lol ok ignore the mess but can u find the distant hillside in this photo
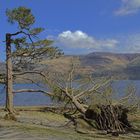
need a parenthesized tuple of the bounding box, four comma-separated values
(80, 52, 140, 79)
(39, 52, 140, 80)
(1, 52, 140, 81)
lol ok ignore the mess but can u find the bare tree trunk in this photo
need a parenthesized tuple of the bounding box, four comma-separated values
(64, 89, 87, 114)
(72, 98, 87, 114)
(5, 33, 14, 114)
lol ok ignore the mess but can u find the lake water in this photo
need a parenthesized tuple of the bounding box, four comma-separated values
(0, 83, 51, 106)
(0, 80, 140, 106)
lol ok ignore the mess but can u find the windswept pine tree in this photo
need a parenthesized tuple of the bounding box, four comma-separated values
(5, 7, 62, 117)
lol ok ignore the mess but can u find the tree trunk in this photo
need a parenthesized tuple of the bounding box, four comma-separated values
(64, 90, 87, 114)
(5, 33, 14, 114)
(72, 98, 87, 114)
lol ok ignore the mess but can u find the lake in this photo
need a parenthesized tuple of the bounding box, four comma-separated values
(0, 80, 140, 106)
(0, 83, 51, 106)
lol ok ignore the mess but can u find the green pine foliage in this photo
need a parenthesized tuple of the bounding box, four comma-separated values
(6, 6, 63, 71)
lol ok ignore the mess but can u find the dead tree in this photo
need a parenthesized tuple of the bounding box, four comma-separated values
(12, 57, 138, 133)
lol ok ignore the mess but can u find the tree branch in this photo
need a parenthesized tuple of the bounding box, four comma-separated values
(75, 79, 110, 99)
(10, 31, 34, 43)
(13, 89, 53, 96)
(13, 71, 46, 77)
(11, 31, 23, 36)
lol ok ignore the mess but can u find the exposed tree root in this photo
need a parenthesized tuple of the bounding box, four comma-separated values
(4, 112, 17, 121)
(85, 104, 131, 135)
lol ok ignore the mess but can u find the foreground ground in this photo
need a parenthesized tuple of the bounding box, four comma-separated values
(0, 106, 140, 140)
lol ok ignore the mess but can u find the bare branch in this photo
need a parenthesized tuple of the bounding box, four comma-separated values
(13, 89, 53, 96)
(10, 31, 34, 43)
(11, 31, 23, 36)
(13, 71, 46, 77)
(75, 79, 110, 99)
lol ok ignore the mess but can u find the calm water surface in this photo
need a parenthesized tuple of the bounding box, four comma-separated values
(0, 80, 140, 106)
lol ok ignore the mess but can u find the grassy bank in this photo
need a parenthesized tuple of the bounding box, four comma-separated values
(0, 106, 140, 140)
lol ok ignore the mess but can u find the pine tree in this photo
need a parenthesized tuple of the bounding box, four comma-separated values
(5, 7, 62, 115)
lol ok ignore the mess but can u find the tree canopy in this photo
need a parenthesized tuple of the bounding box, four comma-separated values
(6, 6, 63, 71)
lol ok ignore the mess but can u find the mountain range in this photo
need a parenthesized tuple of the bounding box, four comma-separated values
(1, 52, 140, 80)
(80, 52, 140, 79)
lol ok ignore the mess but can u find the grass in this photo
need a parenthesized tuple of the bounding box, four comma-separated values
(0, 107, 140, 140)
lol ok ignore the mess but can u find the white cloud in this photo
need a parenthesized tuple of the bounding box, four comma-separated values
(51, 31, 140, 54)
(115, 0, 140, 16)
(57, 30, 118, 52)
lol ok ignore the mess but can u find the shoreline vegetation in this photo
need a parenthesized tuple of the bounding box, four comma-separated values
(0, 106, 140, 140)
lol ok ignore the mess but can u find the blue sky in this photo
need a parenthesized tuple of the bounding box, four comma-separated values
(1, 0, 140, 60)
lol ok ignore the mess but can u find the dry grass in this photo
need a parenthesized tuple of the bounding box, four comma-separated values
(0, 107, 140, 140)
